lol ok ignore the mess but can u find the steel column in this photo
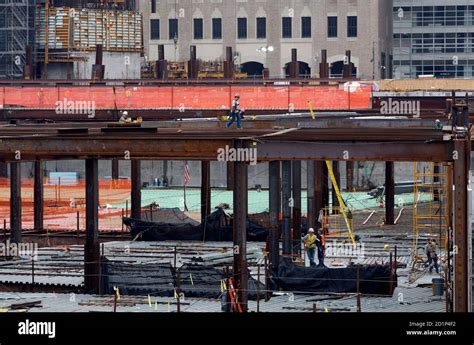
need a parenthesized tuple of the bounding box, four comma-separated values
(332, 161, 340, 214)
(131, 160, 142, 220)
(385, 162, 395, 225)
(34, 161, 44, 231)
(282, 161, 292, 256)
(226, 161, 234, 191)
(453, 140, 471, 312)
(269, 161, 281, 268)
(10, 162, 21, 244)
(111, 160, 119, 180)
(292, 161, 302, 256)
(307, 161, 316, 231)
(346, 161, 354, 191)
(233, 151, 248, 311)
(322, 162, 330, 210)
(85, 159, 100, 294)
(201, 161, 211, 223)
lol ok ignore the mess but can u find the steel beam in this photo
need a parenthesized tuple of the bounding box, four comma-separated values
(282, 161, 292, 256)
(226, 162, 234, 191)
(453, 140, 471, 312)
(111, 160, 119, 180)
(332, 161, 340, 214)
(322, 162, 330, 210)
(233, 150, 248, 312)
(385, 162, 395, 225)
(85, 159, 100, 294)
(292, 161, 302, 256)
(131, 160, 142, 220)
(269, 161, 281, 268)
(346, 161, 354, 191)
(34, 161, 44, 231)
(201, 161, 211, 223)
(10, 162, 21, 244)
(307, 161, 316, 230)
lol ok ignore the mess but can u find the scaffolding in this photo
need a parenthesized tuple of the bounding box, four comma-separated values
(0, 0, 35, 79)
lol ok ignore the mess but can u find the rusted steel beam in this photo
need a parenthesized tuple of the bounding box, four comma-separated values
(307, 161, 316, 231)
(85, 159, 100, 294)
(232, 143, 248, 312)
(226, 162, 235, 191)
(111, 160, 120, 180)
(292, 161, 302, 256)
(34, 161, 44, 231)
(319, 50, 329, 80)
(10, 162, 21, 244)
(91, 45, 105, 81)
(281, 161, 292, 256)
(269, 161, 281, 268)
(201, 161, 211, 223)
(322, 161, 330, 211)
(188, 46, 199, 80)
(346, 161, 354, 191)
(385, 162, 395, 225)
(332, 161, 340, 214)
(257, 141, 454, 162)
(131, 160, 142, 220)
(453, 139, 471, 312)
(224, 47, 234, 79)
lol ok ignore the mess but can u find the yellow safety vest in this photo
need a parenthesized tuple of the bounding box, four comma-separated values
(305, 234, 316, 249)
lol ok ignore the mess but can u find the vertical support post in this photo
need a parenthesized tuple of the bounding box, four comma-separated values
(23, 44, 34, 80)
(307, 161, 316, 231)
(343, 50, 354, 79)
(319, 49, 329, 81)
(292, 161, 302, 257)
(226, 162, 234, 191)
(233, 144, 248, 311)
(34, 161, 44, 231)
(315, 161, 325, 225)
(10, 162, 21, 244)
(269, 161, 281, 268)
(332, 161, 340, 214)
(281, 161, 292, 256)
(156, 44, 168, 79)
(453, 140, 470, 312)
(111, 160, 119, 180)
(201, 161, 211, 223)
(385, 162, 395, 225)
(188, 45, 199, 79)
(131, 160, 142, 220)
(224, 47, 234, 79)
(91, 44, 105, 81)
(346, 161, 354, 192)
(85, 159, 100, 294)
(289, 49, 299, 79)
(322, 162, 330, 209)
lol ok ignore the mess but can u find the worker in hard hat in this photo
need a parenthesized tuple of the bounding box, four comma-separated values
(425, 239, 439, 274)
(226, 94, 244, 129)
(119, 111, 130, 123)
(315, 228, 326, 267)
(302, 228, 317, 267)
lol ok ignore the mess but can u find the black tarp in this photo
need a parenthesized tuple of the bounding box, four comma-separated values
(270, 260, 394, 295)
(124, 208, 269, 242)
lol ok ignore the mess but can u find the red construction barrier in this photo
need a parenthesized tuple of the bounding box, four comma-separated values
(4, 86, 59, 109)
(115, 86, 173, 109)
(58, 87, 116, 109)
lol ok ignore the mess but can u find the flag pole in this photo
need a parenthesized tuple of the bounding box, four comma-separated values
(184, 183, 189, 212)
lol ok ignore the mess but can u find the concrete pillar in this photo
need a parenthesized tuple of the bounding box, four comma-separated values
(34, 161, 44, 231)
(269, 161, 281, 268)
(85, 159, 100, 293)
(10, 162, 21, 244)
(131, 160, 141, 220)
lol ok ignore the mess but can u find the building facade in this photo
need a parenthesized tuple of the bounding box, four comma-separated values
(393, 0, 474, 79)
(138, 0, 393, 79)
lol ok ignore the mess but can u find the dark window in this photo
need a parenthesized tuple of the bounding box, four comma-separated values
(150, 19, 160, 40)
(212, 18, 222, 39)
(347, 16, 357, 37)
(301, 17, 311, 38)
(256, 17, 266, 39)
(194, 18, 203, 39)
(327, 16, 337, 38)
(151, 0, 156, 14)
(169, 19, 178, 40)
(237, 18, 247, 39)
(282, 17, 292, 38)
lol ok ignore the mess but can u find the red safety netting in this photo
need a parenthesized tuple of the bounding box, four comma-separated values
(1, 84, 372, 111)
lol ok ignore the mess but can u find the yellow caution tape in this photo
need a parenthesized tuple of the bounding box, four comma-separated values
(148, 294, 152, 308)
(115, 286, 121, 300)
(190, 273, 194, 286)
(308, 101, 315, 120)
(324, 307, 329, 313)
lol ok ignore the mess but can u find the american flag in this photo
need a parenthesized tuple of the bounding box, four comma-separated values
(184, 161, 190, 186)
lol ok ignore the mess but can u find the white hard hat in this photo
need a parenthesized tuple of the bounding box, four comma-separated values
(308, 228, 315, 233)
(123, 111, 128, 115)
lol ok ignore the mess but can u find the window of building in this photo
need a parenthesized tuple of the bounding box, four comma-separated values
(212, 18, 222, 39)
(327, 16, 337, 38)
(301, 17, 311, 38)
(347, 16, 357, 37)
(256, 17, 266, 39)
(169, 19, 178, 40)
(282, 17, 292, 38)
(237, 18, 247, 39)
(150, 19, 160, 40)
(151, 0, 156, 14)
(194, 18, 203, 39)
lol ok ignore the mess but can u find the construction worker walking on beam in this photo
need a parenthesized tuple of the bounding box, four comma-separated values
(303, 228, 317, 267)
(227, 94, 244, 129)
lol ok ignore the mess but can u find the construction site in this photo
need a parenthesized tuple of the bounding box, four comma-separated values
(0, 3, 473, 342)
